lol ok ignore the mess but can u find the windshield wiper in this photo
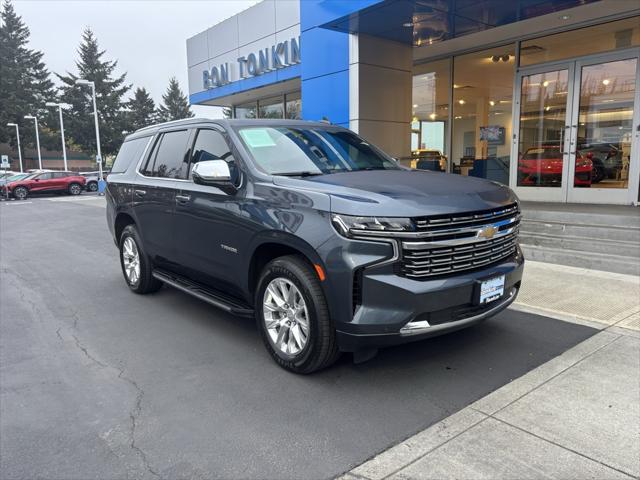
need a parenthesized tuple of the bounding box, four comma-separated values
(272, 171, 326, 177)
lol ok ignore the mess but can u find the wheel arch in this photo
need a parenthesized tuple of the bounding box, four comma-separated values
(246, 234, 329, 300)
(114, 212, 136, 242)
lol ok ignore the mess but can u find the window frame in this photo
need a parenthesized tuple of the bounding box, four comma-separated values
(186, 127, 239, 182)
(139, 128, 194, 180)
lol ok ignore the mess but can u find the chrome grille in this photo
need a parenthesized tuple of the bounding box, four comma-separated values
(400, 204, 520, 279)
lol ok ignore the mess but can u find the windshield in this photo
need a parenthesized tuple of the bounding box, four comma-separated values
(235, 126, 400, 176)
(7, 174, 28, 182)
(522, 147, 562, 160)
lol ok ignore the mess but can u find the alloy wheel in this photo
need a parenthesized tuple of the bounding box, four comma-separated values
(70, 184, 81, 195)
(263, 278, 310, 356)
(14, 188, 27, 200)
(122, 237, 140, 285)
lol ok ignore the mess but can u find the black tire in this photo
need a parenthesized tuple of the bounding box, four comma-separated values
(68, 182, 82, 195)
(119, 224, 162, 294)
(591, 164, 605, 184)
(87, 181, 98, 192)
(13, 186, 28, 200)
(255, 255, 339, 374)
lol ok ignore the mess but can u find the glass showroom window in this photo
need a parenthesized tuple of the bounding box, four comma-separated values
(235, 102, 257, 119)
(286, 91, 301, 119)
(410, 58, 450, 172)
(520, 17, 639, 67)
(258, 96, 284, 119)
(452, 44, 515, 184)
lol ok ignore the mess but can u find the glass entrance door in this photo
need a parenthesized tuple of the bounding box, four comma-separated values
(511, 50, 640, 204)
(511, 65, 574, 202)
(567, 55, 639, 203)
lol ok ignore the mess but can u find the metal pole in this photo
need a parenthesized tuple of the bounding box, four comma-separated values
(91, 83, 103, 181)
(58, 105, 68, 171)
(12, 125, 23, 173)
(33, 118, 42, 170)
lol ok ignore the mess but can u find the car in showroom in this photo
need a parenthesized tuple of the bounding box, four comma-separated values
(2, 170, 86, 199)
(518, 145, 593, 187)
(106, 119, 524, 373)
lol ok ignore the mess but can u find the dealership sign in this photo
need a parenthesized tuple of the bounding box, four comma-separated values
(203, 37, 300, 90)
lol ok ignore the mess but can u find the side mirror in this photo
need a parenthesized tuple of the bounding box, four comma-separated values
(192, 159, 238, 192)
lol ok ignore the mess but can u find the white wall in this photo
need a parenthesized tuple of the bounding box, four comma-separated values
(349, 34, 413, 159)
(186, 0, 300, 97)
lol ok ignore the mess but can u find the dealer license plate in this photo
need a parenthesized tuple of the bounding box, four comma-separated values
(479, 275, 505, 304)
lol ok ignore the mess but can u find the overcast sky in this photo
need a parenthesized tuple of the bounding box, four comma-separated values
(13, 0, 258, 116)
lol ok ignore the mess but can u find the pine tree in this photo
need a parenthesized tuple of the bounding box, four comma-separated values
(156, 78, 194, 122)
(0, 0, 56, 150)
(56, 28, 131, 157)
(125, 87, 156, 132)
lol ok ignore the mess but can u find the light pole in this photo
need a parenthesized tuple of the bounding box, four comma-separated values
(23, 115, 42, 170)
(6, 123, 23, 173)
(46, 102, 68, 171)
(75, 79, 103, 181)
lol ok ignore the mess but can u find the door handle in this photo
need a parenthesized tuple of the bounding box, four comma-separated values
(175, 194, 191, 203)
(134, 189, 146, 197)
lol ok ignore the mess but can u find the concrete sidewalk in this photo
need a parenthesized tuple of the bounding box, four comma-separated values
(342, 262, 640, 480)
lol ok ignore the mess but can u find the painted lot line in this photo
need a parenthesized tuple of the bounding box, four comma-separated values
(48, 196, 105, 203)
(0, 200, 32, 206)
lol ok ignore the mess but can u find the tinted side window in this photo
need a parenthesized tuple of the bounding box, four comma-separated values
(52, 172, 68, 178)
(37, 172, 53, 180)
(189, 129, 233, 178)
(111, 136, 151, 174)
(143, 130, 191, 179)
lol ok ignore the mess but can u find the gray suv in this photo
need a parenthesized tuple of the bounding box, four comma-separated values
(106, 119, 524, 373)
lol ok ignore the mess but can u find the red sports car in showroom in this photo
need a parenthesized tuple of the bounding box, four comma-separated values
(518, 145, 592, 187)
(1, 170, 86, 200)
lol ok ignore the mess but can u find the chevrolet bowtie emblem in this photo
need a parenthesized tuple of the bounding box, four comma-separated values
(478, 225, 497, 239)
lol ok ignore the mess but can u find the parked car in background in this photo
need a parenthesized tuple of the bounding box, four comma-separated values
(410, 149, 447, 172)
(518, 145, 592, 187)
(107, 119, 524, 373)
(80, 170, 110, 192)
(2, 170, 86, 200)
(578, 142, 623, 183)
(79, 171, 99, 192)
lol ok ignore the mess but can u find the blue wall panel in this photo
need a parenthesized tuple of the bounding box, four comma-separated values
(300, 1, 384, 124)
(301, 69, 350, 125)
(189, 64, 301, 105)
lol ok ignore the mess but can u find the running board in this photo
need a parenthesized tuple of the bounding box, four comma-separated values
(152, 269, 254, 317)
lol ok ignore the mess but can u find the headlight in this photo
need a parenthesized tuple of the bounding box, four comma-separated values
(332, 214, 414, 237)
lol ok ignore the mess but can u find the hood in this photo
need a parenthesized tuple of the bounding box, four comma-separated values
(272, 169, 517, 217)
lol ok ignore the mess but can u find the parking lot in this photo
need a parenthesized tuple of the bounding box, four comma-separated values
(0, 195, 598, 479)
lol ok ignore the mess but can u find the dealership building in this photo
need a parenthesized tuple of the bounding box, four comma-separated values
(187, 0, 640, 205)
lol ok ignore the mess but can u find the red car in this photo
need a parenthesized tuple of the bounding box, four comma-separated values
(518, 145, 592, 187)
(2, 171, 86, 200)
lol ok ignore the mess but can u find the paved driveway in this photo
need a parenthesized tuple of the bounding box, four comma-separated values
(0, 197, 596, 479)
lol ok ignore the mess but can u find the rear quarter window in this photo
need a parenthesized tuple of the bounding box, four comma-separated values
(111, 136, 151, 174)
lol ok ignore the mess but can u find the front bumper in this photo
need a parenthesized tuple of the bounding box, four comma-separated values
(335, 247, 524, 351)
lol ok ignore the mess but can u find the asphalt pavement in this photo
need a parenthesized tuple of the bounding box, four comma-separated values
(0, 195, 597, 479)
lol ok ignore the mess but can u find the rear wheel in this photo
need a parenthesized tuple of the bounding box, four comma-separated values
(256, 255, 339, 374)
(13, 186, 28, 200)
(87, 181, 98, 192)
(68, 183, 82, 195)
(119, 225, 162, 294)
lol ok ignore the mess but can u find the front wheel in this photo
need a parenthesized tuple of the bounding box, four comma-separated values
(13, 186, 28, 200)
(68, 183, 82, 195)
(86, 181, 98, 192)
(256, 255, 339, 374)
(119, 225, 162, 294)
